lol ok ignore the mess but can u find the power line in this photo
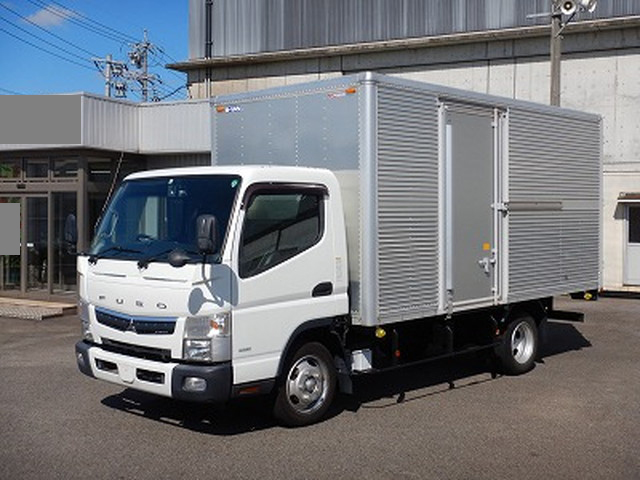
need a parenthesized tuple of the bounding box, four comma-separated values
(44, 0, 139, 43)
(0, 15, 95, 64)
(27, 0, 184, 76)
(24, 0, 186, 90)
(0, 27, 95, 71)
(0, 3, 98, 58)
(149, 50, 186, 82)
(155, 85, 187, 101)
(12, 0, 187, 101)
(24, 0, 130, 45)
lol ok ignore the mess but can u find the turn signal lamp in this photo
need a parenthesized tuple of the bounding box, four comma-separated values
(375, 327, 387, 339)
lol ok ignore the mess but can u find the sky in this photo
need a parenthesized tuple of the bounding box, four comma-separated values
(0, 0, 188, 101)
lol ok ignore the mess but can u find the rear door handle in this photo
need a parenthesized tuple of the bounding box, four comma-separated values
(312, 282, 333, 297)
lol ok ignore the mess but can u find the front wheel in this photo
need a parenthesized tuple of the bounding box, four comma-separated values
(495, 314, 539, 375)
(273, 342, 337, 427)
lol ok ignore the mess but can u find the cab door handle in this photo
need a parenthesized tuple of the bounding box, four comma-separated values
(312, 282, 333, 297)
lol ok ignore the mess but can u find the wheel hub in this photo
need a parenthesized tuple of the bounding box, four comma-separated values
(286, 355, 328, 413)
(510, 321, 535, 364)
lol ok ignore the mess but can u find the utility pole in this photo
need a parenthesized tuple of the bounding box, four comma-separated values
(93, 55, 128, 98)
(94, 31, 166, 101)
(104, 53, 112, 97)
(549, 0, 598, 106)
(128, 30, 160, 102)
(550, 2, 562, 106)
(142, 30, 149, 102)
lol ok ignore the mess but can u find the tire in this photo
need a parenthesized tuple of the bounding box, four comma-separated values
(495, 314, 538, 375)
(273, 342, 337, 427)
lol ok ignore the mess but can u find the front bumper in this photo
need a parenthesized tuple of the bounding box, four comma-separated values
(75, 341, 231, 403)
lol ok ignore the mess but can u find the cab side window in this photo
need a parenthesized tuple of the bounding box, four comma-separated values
(239, 191, 323, 278)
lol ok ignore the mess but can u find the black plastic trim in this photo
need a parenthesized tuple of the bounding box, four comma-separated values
(171, 362, 232, 403)
(276, 317, 335, 378)
(241, 182, 329, 209)
(231, 378, 276, 397)
(75, 341, 95, 378)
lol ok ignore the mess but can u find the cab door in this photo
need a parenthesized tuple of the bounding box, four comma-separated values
(230, 184, 337, 385)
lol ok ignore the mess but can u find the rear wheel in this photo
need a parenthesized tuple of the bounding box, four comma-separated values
(273, 342, 337, 427)
(495, 314, 538, 375)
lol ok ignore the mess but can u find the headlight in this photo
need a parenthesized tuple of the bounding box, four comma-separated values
(183, 339, 213, 362)
(183, 312, 231, 362)
(185, 311, 230, 338)
(78, 298, 93, 342)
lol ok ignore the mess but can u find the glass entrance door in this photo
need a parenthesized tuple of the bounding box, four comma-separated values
(0, 196, 21, 291)
(26, 197, 48, 291)
(53, 192, 77, 292)
(0, 192, 79, 295)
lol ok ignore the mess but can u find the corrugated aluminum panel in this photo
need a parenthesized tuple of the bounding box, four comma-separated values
(508, 211, 600, 299)
(2, 94, 212, 155)
(376, 84, 440, 322)
(82, 95, 138, 152)
(146, 153, 211, 170)
(139, 101, 211, 153)
(199, 0, 640, 57)
(189, 0, 206, 59)
(507, 108, 601, 301)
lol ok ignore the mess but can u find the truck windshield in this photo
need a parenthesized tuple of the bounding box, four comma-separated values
(89, 175, 241, 263)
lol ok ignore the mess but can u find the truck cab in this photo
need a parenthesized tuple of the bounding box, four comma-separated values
(76, 165, 349, 425)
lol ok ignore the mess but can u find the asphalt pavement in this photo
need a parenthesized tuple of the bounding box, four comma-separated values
(0, 296, 638, 479)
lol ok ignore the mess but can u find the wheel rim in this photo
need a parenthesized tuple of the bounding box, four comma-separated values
(285, 354, 329, 414)
(510, 321, 535, 364)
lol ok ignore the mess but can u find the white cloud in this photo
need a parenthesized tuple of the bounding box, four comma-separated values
(26, 4, 77, 27)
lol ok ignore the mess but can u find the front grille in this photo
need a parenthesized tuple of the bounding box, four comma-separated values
(137, 369, 165, 384)
(101, 338, 172, 362)
(95, 307, 176, 335)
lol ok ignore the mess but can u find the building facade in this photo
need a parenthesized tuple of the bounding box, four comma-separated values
(0, 94, 211, 296)
(169, 0, 640, 293)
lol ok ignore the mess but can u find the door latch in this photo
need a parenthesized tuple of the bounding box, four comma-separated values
(478, 256, 496, 275)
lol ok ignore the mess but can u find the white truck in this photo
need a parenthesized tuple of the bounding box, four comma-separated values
(76, 73, 601, 426)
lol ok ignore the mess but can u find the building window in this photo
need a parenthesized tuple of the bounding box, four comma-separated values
(25, 158, 49, 179)
(52, 157, 78, 178)
(88, 160, 112, 183)
(239, 191, 323, 278)
(0, 159, 22, 179)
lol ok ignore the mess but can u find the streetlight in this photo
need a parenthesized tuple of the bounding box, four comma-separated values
(549, 0, 598, 106)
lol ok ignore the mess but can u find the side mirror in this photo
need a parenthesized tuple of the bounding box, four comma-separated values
(196, 214, 218, 255)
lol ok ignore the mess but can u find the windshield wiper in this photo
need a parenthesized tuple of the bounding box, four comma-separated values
(88, 245, 143, 265)
(137, 247, 200, 269)
(137, 247, 222, 269)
